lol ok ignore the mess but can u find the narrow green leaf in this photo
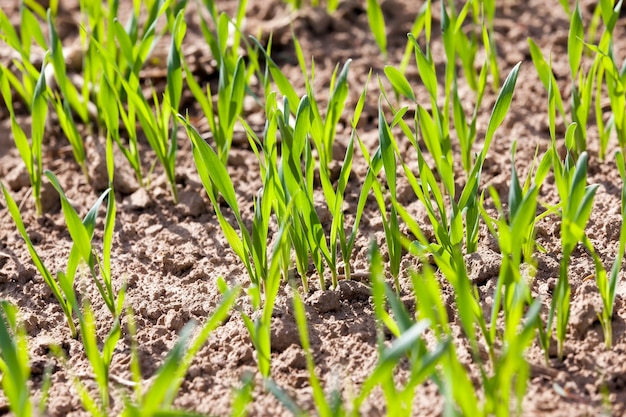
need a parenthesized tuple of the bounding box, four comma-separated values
(1, 183, 76, 337)
(384, 65, 415, 102)
(45, 171, 93, 263)
(366, 0, 387, 56)
(568, 2, 584, 78)
(484, 62, 521, 152)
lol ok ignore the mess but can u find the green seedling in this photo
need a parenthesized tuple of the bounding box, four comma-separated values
(120, 9, 186, 202)
(283, 35, 344, 165)
(181, 115, 261, 294)
(241, 220, 291, 378)
(81, 0, 174, 100)
(114, 58, 182, 201)
(484, 295, 543, 416)
(244, 46, 361, 289)
(1, 182, 77, 337)
(444, 5, 496, 172)
(398, 1, 431, 74)
(366, 0, 387, 58)
(122, 286, 239, 417)
(230, 372, 255, 417)
(68, 302, 124, 415)
(574, 0, 622, 65)
(201, 0, 249, 72)
(394, 34, 492, 258)
(539, 64, 601, 357)
(478, 144, 550, 414)
(196, 1, 266, 152)
(558, 149, 626, 350)
(288, 285, 337, 417)
(585, 39, 626, 157)
(244, 96, 319, 294)
(0, 5, 47, 105)
(183, 53, 247, 165)
(384, 57, 520, 258)
(441, 0, 499, 94)
(252, 35, 350, 171)
(45, 170, 122, 317)
(41, 10, 90, 181)
(276, 96, 334, 290)
(479, 143, 550, 346)
(403, 224, 484, 368)
(527, 40, 567, 130)
(384, 65, 416, 103)
(312, 58, 352, 174)
(442, 0, 477, 92)
(124, 308, 143, 407)
(94, 45, 144, 186)
(186, 1, 254, 166)
(242, 93, 292, 285)
(479, 0, 500, 89)
(3, 0, 626, 415)
(256, 88, 359, 290)
(291, 39, 367, 287)
(86, 1, 184, 193)
(410, 265, 479, 415)
(269, 245, 450, 416)
(548, 148, 598, 359)
(0, 58, 48, 215)
(46, 10, 88, 123)
(184, 111, 293, 378)
(351, 243, 449, 416)
(598, 150, 626, 347)
(103, 0, 173, 185)
(264, 379, 307, 417)
(76, 0, 108, 109)
(565, 2, 595, 155)
(0, 301, 32, 417)
(328, 131, 357, 282)
(371, 96, 403, 291)
(528, 0, 621, 158)
(333, 71, 372, 283)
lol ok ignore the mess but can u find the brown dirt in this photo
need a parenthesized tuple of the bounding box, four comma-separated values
(1, 0, 626, 416)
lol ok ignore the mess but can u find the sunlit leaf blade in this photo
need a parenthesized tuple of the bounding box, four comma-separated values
(366, 0, 387, 56)
(484, 62, 521, 152)
(384, 65, 415, 101)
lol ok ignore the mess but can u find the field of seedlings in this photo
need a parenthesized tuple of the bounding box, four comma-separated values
(1, 0, 626, 415)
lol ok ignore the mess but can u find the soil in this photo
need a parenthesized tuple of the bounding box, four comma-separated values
(1, 0, 626, 416)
